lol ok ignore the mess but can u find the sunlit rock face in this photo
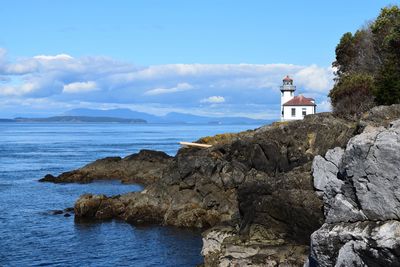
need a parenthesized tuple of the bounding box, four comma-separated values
(309, 119, 400, 267)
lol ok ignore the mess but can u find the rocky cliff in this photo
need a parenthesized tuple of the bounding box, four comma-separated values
(42, 104, 400, 266)
(308, 119, 400, 266)
(73, 113, 355, 230)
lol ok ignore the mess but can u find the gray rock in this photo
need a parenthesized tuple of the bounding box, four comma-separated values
(343, 124, 400, 220)
(309, 119, 400, 266)
(335, 241, 368, 267)
(202, 224, 309, 267)
(309, 221, 400, 267)
(313, 120, 400, 223)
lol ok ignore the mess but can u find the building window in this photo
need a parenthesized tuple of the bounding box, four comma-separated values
(302, 108, 306, 116)
(291, 108, 296, 117)
(282, 109, 284, 116)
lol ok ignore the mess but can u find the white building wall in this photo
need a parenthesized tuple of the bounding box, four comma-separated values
(281, 91, 294, 107)
(282, 106, 315, 121)
(280, 91, 294, 119)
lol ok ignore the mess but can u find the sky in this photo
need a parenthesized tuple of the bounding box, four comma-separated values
(0, 0, 398, 119)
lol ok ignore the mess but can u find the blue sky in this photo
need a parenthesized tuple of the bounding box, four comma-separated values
(0, 1, 397, 119)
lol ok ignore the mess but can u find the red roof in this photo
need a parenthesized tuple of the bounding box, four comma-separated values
(283, 75, 293, 81)
(283, 95, 316, 106)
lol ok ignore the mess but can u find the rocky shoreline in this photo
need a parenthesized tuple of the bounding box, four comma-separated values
(40, 149, 173, 185)
(41, 104, 400, 266)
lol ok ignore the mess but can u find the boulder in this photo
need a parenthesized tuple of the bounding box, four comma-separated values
(310, 221, 400, 267)
(312, 121, 400, 223)
(309, 119, 400, 266)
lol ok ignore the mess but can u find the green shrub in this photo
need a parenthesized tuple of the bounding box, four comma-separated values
(329, 74, 375, 118)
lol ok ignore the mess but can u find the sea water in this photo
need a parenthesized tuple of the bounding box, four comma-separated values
(0, 123, 262, 267)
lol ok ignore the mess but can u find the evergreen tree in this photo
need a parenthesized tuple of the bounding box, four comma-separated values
(329, 5, 400, 115)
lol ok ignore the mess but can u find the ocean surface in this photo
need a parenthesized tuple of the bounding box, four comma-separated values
(0, 123, 262, 267)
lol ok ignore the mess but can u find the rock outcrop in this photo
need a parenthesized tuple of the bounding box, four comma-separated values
(310, 221, 400, 267)
(202, 224, 310, 267)
(73, 112, 359, 265)
(39, 149, 173, 185)
(309, 118, 400, 266)
(44, 104, 400, 266)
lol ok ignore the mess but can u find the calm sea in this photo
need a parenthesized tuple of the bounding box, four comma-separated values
(0, 123, 262, 267)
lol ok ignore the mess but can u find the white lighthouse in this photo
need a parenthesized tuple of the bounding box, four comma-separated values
(280, 75, 316, 121)
(280, 75, 296, 109)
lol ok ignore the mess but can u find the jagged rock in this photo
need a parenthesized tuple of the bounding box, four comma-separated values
(309, 118, 400, 266)
(360, 104, 400, 128)
(313, 120, 400, 223)
(310, 221, 400, 267)
(237, 164, 324, 244)
(39, 149, 173, 184)
(202, 224, 309, 267)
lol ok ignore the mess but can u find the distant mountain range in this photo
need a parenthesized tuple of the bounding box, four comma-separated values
(62, 108, 270, 124)
(0, 108, 271, 125)
(12, 116, 146, 123)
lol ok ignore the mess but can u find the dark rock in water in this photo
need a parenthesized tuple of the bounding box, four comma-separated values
(64, 213, 71, 217)
(39, 149, 173, 185)
(308, 118, 400, 266)
(40, 174, 57, 183)
(64, 207, 74, 213)
(51, 210, 64, 215)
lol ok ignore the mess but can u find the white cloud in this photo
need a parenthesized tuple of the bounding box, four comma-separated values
(5, 61, 39, 74)
(116, 63, 299, 82)
(144, 82, 193, 96)
(294, 65, 334, 92)
(0, 82, 39, 96)
(33, 54, 73, 61)
(201, 96, 225, 104)
(63, 81, 97, 93)
(0, 47, 334, 119)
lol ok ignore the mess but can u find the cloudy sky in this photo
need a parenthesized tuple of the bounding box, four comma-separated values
(0, 1, 393, 119)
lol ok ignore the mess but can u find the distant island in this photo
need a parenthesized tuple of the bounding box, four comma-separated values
(6, 116, 147, 124)
(0, 108, 271, 125)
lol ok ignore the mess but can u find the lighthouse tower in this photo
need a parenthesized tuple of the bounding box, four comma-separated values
(280, 75, 295, 118)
